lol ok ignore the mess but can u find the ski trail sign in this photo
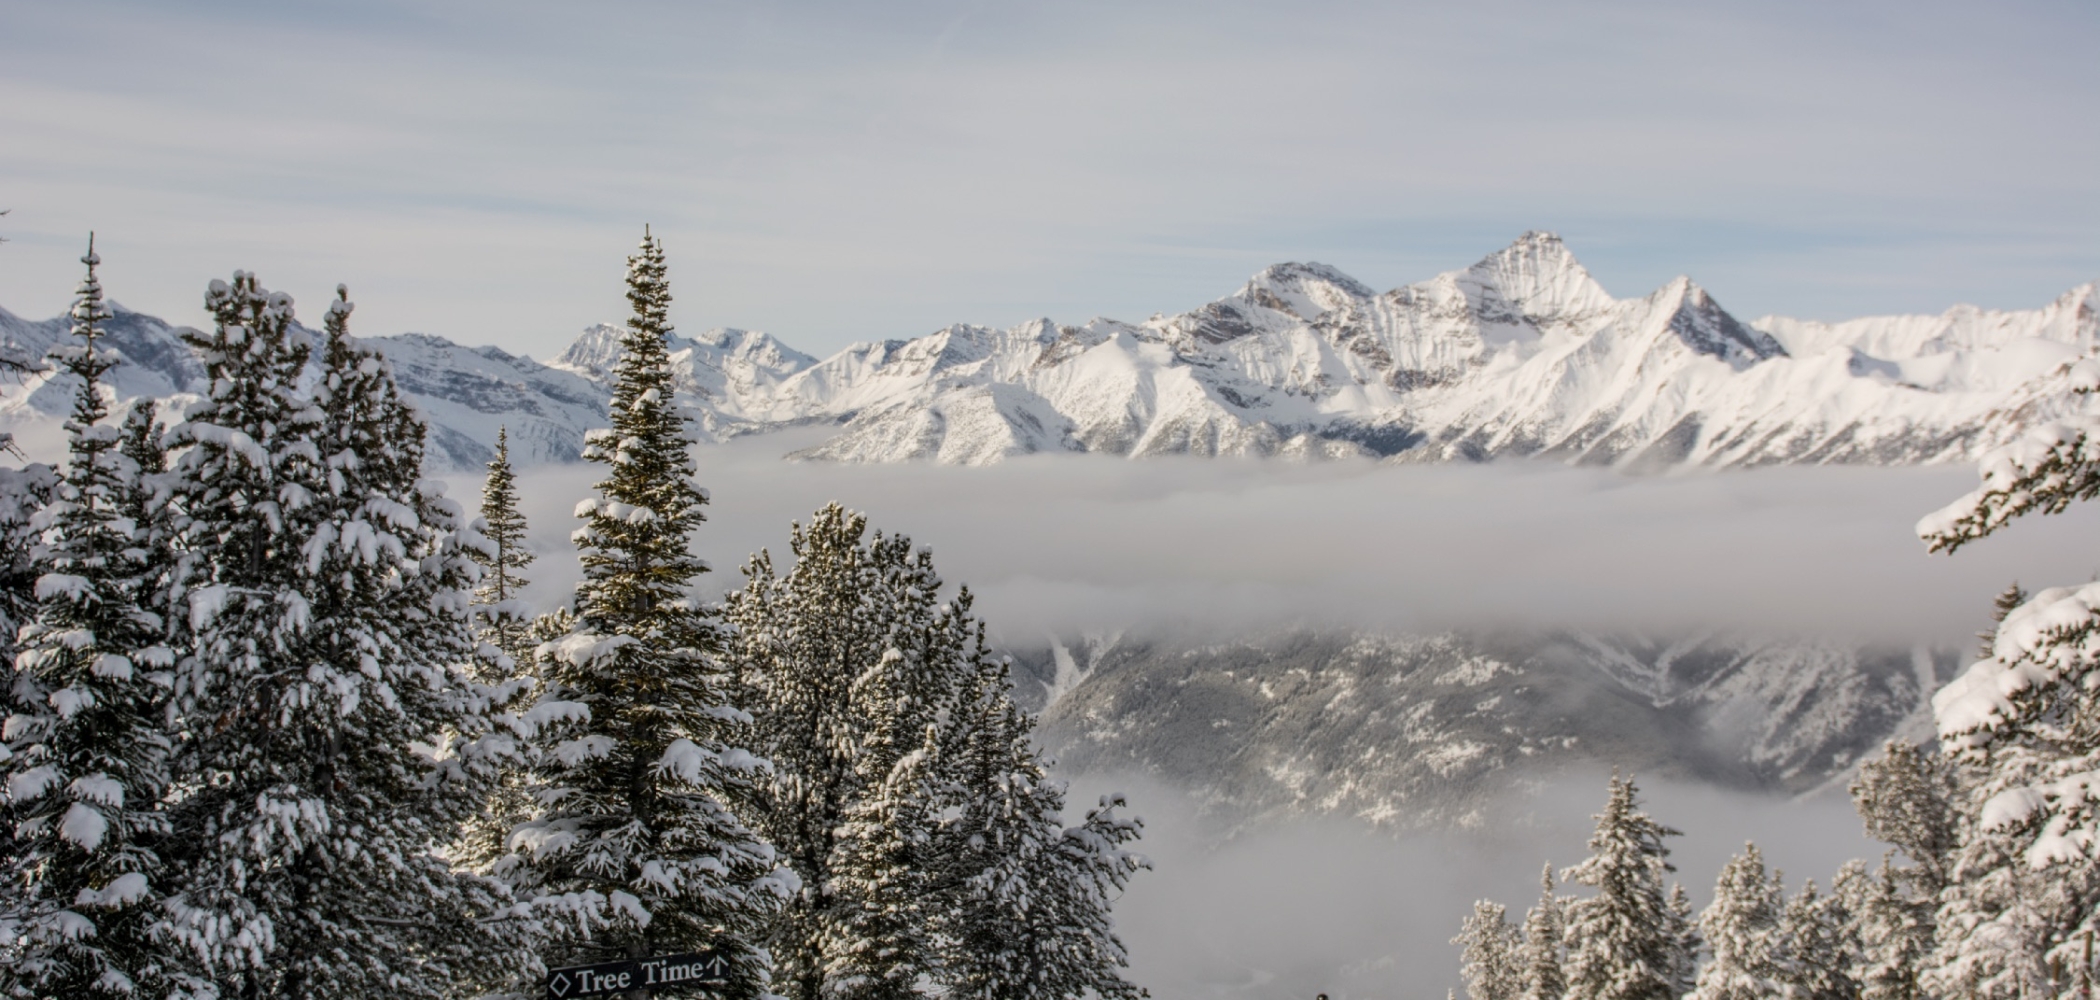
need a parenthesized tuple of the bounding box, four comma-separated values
(544, 951, 731, 998)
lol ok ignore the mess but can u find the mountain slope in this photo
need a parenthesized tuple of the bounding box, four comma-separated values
(2, 233, 2092, 471)
(1014, 628, 1956, 832)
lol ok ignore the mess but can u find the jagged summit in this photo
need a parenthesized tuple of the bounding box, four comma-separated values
(3, 234, 2095, 471)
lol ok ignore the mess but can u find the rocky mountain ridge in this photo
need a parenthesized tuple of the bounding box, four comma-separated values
(3, 232, 2093, 470)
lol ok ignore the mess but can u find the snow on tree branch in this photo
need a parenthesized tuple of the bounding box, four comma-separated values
(1918, 360, 2100, 552)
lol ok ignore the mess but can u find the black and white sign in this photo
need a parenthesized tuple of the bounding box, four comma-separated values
(544, 951, 731, 998)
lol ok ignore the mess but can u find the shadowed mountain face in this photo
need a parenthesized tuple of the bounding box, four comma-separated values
(1006, 628, 1958, 833)
(3, 233, 2094, 470)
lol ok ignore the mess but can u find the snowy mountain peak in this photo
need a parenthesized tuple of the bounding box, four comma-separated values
(5, 234, 2095, 472)
(1646, 277, 1788, 367)
(1237, 262, 1377, 320)
(1458, 230, 1618, 329)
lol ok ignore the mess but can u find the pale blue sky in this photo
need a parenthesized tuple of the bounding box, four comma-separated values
(2, 0, 2094, 357)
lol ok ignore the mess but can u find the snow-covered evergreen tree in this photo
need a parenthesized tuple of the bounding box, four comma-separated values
(453, 425, 541, 928)
(726, 503, 1145, 1000)
(1561, 774, 1685, 1000)
(0, 237, 180, 998)
(1516, 865, 1565, 1000)
(1912, 392, 2100, 999)
(509, 231, 788, 995)
(1840, 739, 1957, 1000)
(1456, 900, 1523, 1000)
(1688, 843, 1785, 1000)
(155, 277, 526, 998)
(941, 661, 1146, 1000)
(1850, 739, 1958, 894)
(1849, 856, 1932, 1000)
(727, 503, 983, 999)
(1777, 878, 1860, 1000)
(472, 426, 534, 667)
(1663, 881, 1699, 999)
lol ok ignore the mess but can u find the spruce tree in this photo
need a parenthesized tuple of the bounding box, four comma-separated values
(0, 236, 179, 998)
(510, 230, 787, 996)
(473, 426, 535, 666)
(1777, 878, 1860, 1000)
(454, 425, 541, 911)
(1456, 900, 1523, 1000)
(1849, 856, 1933, 1000)
(1914, 396, 2100, 998)
(156, 277, 525, 998)
(1663, 882, 1699, 1000)
(942, 663, 1146, 1000)
(1850, 739, 1958, 893)
(1516, 865, 1565, 1000)
(727, 504, 973, 998)
(1687, 843, 1785, 1000)
(726, 503, 1145, 1000)
(1560, 774, 1684, 1000)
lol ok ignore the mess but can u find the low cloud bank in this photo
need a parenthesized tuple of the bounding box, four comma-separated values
(483, 436, 2100, 647)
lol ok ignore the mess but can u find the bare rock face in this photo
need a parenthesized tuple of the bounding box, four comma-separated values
(3, 232, 2094, 470)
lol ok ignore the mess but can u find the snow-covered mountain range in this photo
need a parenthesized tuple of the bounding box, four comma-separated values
(3, 231, 2093, 470)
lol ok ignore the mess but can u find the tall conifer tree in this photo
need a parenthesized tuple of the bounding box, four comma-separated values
(726, 503, 1146, 1000)
(1517, 865, 1565, 1000)
(1688, 844, 1785, 1000)
(510, 230, 787, 995)
(1456, 901, 1523, 1000)
(156, 277, 523, 998)
(0, 236, 180, 998)
(1561, 775, 1685, 1000)
(1913, 404, 2100, 999)
(473, 427, 535, 666)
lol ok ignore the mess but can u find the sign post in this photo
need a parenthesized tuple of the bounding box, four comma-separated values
(544, 951, 731, 999)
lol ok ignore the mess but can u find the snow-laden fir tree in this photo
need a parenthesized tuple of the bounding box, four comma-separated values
(0, 237, 180, 999)
(941, 672, 1146, 1000)
(509, 230, 788, 995)
(725, 502, 1146, 1000)
(1663, 882, 1699, 1000)
(1560, 774, 1687, 1000)
(453, 424, 541, 910)
(978, 791, 1148, 1000)
(472, 427, 535, 667)
(1776, 878, 1860, 1000)
(1843, 739, 1956, 1000)
(726, 503, 989, 999)
(1455, 900, 1523, 1000)
(1687, 843, 1785, 1000)
(1911, 372, 2100, 999)
(155, 277, 526, 998)
(1516, 865, 1564, 1000)
(1851, 739, 1958, 894)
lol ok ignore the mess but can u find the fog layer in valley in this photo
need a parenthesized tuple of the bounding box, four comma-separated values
(453, 440, 2071, 999)
(1061, 770, 1876, 1000)
(475, 432, 2100, 648)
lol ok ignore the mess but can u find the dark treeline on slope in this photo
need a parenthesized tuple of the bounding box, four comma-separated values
(1455, 366, 2100, 1000)
(0, 233, 1147, 1000)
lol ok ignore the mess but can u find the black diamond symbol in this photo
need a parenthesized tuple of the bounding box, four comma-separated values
(549, 972, 573, 997)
